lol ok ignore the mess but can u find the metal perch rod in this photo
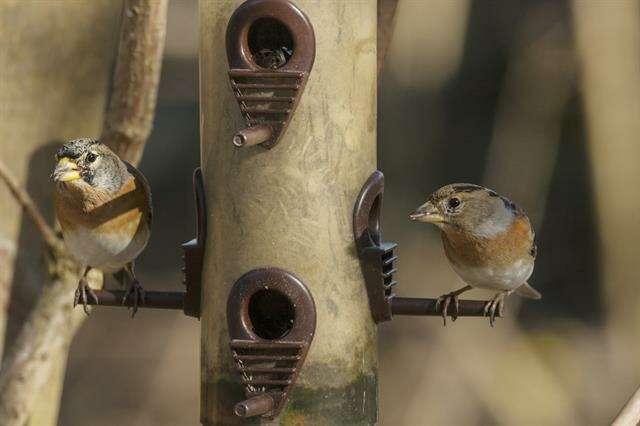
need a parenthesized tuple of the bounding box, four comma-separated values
(391, 297, 499, 317)
(87, 290, 184, 310)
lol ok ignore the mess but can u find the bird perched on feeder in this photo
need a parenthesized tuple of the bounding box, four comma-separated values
(409, 184, 541, 326)
(51, 138, 151, 316)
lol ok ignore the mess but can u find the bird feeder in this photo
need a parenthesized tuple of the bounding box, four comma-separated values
(200, 0, 378, 423)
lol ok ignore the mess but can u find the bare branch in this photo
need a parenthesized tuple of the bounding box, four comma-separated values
(378, 0, 399, 75)
(102, 0, 168, 166)
(0, 160, 60, 250)
(613, 385, 640, 426)
(0, 271, 90, 426)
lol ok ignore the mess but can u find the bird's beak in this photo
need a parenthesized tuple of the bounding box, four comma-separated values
(409, 201, 445, 223)
(53, 157, 81, 182)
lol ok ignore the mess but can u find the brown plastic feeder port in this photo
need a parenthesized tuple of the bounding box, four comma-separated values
(227, 268, 316, 419)
(226, 0, 315, 149)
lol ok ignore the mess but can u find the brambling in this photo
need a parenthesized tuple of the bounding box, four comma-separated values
(52, 138, 152, 316)
(409, 183, 541, 326)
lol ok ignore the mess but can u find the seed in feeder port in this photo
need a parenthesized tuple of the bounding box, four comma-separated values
(254, 47, 292, 69)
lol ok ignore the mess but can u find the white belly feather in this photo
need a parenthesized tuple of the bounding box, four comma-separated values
(450, 258, 534, 291)
(63, 220, 148, 272)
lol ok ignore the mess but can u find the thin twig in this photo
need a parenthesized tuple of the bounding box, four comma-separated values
(613, 385, 640, 426)
(0, 160, 59, 250)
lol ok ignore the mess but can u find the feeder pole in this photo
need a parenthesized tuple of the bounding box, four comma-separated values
(199, 0, 377, 424)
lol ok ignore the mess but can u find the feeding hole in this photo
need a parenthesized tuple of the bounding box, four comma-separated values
(248, 288, 295, 339)
(248, 18, 294, 69)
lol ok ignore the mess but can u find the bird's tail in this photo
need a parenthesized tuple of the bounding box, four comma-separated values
(516, 282, 542, 299)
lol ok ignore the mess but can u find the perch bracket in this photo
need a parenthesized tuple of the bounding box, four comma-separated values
(180, 167, 206, 318)
(353, 171, 398, 323)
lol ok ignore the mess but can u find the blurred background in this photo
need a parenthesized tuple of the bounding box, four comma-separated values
(2, 0, 640, 425)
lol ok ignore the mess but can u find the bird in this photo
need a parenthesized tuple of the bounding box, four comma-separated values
(51, 138, 152, 316)
(409, 183, 541, 326)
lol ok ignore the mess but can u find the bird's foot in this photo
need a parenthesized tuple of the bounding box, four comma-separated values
(122, 280, 146, 318)
(483, 291, 509, 327)
(435, 292, 462, 326)
(74, 278, 98, 316)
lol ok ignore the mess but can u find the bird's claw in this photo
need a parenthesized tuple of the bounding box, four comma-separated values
(435, 292, 461, 326)
(73, 278, 98, 316)
(483, 292, 507, 327)
(122, 280, 146, 318)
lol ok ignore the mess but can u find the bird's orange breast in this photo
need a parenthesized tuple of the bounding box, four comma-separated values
(54, 169, 152, 270)
(442, 216, 534, 269)
(54, 173, 151, 241)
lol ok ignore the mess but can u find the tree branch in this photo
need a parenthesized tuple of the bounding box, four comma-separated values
(0, 271, 88, 426)
(0, 1, 168, 424)
(613, 385, 640, 426)
(378, 0, 399, 75)
(102, 0, 168, 166)
(0, 160, 60, 251)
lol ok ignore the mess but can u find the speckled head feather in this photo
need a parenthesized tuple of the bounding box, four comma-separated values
(55, 138, 100, 160)
(410, 183, 524, 238)
(53, 139, 129, 194)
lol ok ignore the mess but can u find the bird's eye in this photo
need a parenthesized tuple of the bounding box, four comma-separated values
(86, 153, 97, 163)
(448, 197, 461, 209)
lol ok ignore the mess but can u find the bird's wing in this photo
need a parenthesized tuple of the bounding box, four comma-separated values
(124, 161, 152, 227)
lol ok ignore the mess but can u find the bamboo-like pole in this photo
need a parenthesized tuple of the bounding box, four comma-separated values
(199, 1, 377, 424)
